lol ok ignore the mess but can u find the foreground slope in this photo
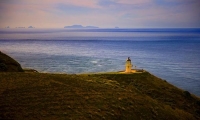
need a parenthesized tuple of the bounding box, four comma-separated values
(0, 72, 199, 120)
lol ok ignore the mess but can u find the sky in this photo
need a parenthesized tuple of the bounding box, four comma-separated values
(0, 0, 200, 28)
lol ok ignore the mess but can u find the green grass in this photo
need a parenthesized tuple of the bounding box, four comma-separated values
(0, 72, 200, 119)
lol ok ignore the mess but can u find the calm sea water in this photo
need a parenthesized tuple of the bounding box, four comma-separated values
(0, 28, 200, 96)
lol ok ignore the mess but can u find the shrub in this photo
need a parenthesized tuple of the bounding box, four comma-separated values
(0, 63, 7, 71)
(183, 91, 191, 98)
(196, 100, 200, 106)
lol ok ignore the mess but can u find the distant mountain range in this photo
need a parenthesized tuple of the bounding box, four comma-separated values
(13, 26, 35, 28)
(64, 25, 99, 29)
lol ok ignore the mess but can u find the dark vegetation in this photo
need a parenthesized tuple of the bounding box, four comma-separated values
(0, 52, 200, 119)
(0, 52, 23, 72)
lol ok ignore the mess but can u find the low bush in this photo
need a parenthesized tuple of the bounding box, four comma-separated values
(0, 63, 7, 71)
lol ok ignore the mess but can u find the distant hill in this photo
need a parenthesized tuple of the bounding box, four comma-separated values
(0, 52, 23, 72)
(15, 27, 25, 28)
(28, 26, 35, 28)
(64, 25, 99, 29)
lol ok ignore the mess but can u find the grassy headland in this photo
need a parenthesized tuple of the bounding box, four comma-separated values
(0, 52, 200, 119)
(0, 72, 200, 119)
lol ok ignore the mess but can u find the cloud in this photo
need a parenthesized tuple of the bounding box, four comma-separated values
(121, 0, 200, 27)
(16, 0, 99, 8)
(0, 0, 199, 28)
(97, 0, 117, 7)
(117, 0, 152, 5)
(63, 0, 99, 8)
(55, 4, 92, 15)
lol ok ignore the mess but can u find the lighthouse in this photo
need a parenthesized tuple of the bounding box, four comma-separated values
(125, 57, 132, 73)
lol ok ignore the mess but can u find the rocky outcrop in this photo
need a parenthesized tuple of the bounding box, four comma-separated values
(0, 51, 23, 72)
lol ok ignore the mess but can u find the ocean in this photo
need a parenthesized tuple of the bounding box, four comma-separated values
(0, 28, 200, 96)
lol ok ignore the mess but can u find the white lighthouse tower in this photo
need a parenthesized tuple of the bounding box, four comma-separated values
(125, 57, 133, 73)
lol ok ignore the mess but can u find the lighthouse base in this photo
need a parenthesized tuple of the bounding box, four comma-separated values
(119, 69, 145, 74)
